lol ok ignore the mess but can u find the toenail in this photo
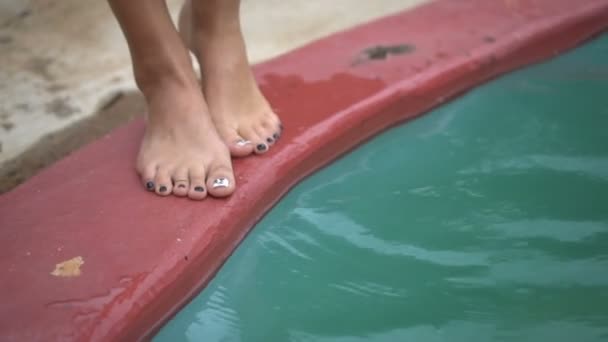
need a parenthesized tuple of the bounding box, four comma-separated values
(178, 184, 187, 189)
(213, 178, 230, 189)
(236, 139, 251, 147)
(194, 186, 205, 192)
(273, 133, 279, 140)
(279, 123, 284, 131)
(257, 144, 267, 151)
(266, 137, 274, 144)
(146, 181, 155, 191)
(159, 186, 167, 193)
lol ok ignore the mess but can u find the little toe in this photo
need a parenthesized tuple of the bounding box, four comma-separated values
(206, 167, 235, 198)
(140, 164, 157, 192)
(274, 121, 284, 140)
(154, 167, 173, 196)
(172, 168, 190, 197)
(188, 167, 208, 200)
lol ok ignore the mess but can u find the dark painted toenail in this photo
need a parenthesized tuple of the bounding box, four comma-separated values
(178, 184, 186, 189)
(257, 144, 267, 151)
(273, 133, 279, 140)
(195, 186, 205, 192)
(146, 181, 155, 191)
(279, 123, 283, 130)
(266, 137, 274, 144)
(159, 186, 167, 193)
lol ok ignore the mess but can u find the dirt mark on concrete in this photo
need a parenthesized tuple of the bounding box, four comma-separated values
(45, 98, 78, 118)
(0, 91, 145, 193)
(353, 44, 416, 66)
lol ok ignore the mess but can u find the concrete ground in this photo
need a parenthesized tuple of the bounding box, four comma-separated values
(0, 0, 428, 192)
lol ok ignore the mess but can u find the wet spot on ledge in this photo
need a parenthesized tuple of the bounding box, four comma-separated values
(50, 256, 84, 277)
(435, 51, 449, 59)
(45, 98, 77, 118)
(353, 44, 415, 66)
(483, 36, 496, 43)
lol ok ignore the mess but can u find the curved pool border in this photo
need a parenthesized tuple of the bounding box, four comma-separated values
(1, 0, 607, 340)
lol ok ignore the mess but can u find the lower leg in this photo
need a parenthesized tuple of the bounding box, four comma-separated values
(108, 0, 236, 199)
(180, 0, 282, 156)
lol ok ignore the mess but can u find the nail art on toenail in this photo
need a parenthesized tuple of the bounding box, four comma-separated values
(159, 186, 167, 193)
(146, 181, 155, 191)
(257, 144, 267, 151)
(194, 186, 205, 192)
(236, 139, 252, 147)
(213, 178, 230, 189)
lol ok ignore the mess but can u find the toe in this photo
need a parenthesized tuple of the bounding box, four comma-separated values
(261, 118, 281, 145)
(154, 167, 173, 196)
(239, 127, 268, 155)
(274, 121, 283, 141)
(254, 141, 269, 154)
(206, 166, 235, 198)
(172, 167, 189, 197)
(139, 163, 157, 192)
(218, 127, 254, 158)
(257, 123, 276, 146)
(187, 166, 208, 200)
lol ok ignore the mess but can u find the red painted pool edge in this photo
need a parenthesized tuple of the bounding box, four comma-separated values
(1, 0, 607, 341)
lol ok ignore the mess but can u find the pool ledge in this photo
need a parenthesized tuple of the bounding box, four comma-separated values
(1, 0, 607, 340)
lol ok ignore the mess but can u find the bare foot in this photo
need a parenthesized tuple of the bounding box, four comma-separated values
(179, 0, 282, 157)
(108, 0, 236, 199)
(138, 81, 236, 200)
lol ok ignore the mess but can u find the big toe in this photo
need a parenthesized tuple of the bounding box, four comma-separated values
(218, 127, 254, 158)
(206, 166, 235, 198)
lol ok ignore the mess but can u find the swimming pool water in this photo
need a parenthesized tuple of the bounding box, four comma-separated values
(155, 34, 608, 342)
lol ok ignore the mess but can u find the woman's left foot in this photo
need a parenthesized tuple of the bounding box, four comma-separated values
(179, 0, 282, 158)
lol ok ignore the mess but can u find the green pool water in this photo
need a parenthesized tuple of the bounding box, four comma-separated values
(155, 34, 608, 342)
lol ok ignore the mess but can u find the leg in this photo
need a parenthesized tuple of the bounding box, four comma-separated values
(179, 0, 282, 157)
(108, 0, 236, 199)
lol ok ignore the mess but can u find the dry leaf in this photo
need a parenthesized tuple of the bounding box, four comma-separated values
(51, 256, 84, 277)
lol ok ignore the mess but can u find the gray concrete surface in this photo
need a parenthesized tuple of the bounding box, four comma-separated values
(0, 0, 428, 169)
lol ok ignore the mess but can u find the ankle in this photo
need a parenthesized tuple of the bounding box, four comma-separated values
(134, 55, 198, 97)
(189, 0, 241, 35)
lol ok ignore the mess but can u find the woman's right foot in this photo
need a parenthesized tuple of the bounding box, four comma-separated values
(137, 81, 236, 200)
